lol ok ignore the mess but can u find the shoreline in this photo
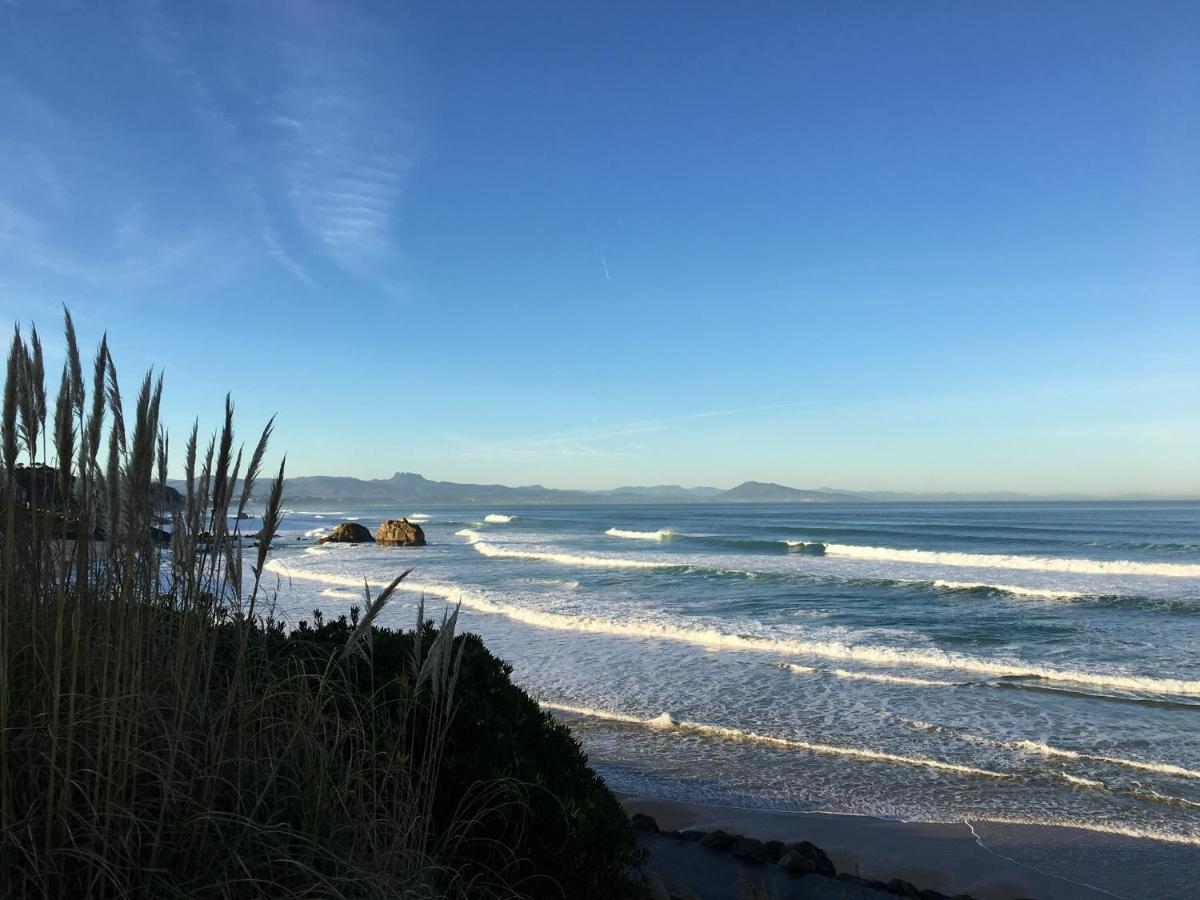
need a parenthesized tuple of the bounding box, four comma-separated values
(620, 794, 1194, 899)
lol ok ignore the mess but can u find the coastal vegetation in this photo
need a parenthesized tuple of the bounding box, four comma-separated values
(0, 312, 641, 898)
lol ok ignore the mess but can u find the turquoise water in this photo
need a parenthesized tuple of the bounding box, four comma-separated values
(263, 502, 1200, 867)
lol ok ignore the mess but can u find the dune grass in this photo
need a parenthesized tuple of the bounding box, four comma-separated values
(0, 311, 567, 898)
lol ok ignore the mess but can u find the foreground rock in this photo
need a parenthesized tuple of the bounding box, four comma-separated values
(318, 522, 374, 544)
(376, 518, 426, 546)
(634, 814, 971, 900)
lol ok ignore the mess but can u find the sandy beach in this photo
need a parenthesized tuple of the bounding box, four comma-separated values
(623, 795, 1197, 899)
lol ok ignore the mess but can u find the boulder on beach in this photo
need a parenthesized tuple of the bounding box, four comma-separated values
(318, 522, 374, 544)
(376, 518, 426, 546)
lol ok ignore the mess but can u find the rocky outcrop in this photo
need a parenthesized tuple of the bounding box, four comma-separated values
(631, 813, 975, 899)
(375, 518, 426, 546)
(318, 522, 374, 544)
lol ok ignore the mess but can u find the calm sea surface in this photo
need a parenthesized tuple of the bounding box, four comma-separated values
(263, 502, 1200, 892)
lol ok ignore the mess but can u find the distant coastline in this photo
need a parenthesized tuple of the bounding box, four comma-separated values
(178, 470, 1200, 507)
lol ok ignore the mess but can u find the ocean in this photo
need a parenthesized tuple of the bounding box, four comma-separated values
(262, 501, 1200, 884)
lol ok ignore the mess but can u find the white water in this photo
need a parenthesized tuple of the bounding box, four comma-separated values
(933, 580, 1085, 600)
(263, 557, 1200, 697)
(824, 543, 1200, 578)
(605, 527, 675, 540)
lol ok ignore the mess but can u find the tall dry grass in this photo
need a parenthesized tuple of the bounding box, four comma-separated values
(0, 311, 486, 898)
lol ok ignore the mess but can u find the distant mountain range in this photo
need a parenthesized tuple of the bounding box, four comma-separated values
(166, 471, 1186, 506)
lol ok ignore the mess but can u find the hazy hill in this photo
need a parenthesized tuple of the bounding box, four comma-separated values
(202, 472, 861, 505)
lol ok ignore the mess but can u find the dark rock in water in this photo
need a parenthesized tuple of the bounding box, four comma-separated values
(376, 517, 426, 546)
(677, 830, 705, 843)
(318, 522, 374, 544)
(764, 839, 784, 863)
(631, 813, 659, 833)
(699, 829, 736, 851)
(730, 836, 769, 863)
(779, 841, 836, 877)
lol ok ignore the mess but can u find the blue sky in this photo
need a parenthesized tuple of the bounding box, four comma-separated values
(1, 2, 1197, 494)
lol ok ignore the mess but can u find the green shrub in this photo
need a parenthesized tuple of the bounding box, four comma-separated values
(280, 613, 644, 898)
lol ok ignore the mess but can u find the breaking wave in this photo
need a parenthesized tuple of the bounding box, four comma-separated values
(933, 581, 1084, 601)
(540, 702, 1008, 778)
(782, 663, 958, 687)
(895, 718, 1200, 781)
(262, 559, 1200, 697)
(484, 514, 513, 523)
(823, 543, 1200, 578)
(605, 528, 675, 541)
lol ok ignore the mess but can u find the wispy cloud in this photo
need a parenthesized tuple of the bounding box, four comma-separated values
(442, 403, 799, 460)
(0, 2, 419, 302)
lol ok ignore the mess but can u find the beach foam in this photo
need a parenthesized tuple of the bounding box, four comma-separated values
(468, 537, 673, 570)
(540, 702, 1008, 778)
(895, 718, 1200, 781)
(484, 514, 513, 523)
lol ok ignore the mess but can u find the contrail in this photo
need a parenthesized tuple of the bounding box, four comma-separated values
(600, 253, 611, 282)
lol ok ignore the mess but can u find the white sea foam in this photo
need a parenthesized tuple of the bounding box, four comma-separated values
(605, 528, 674, 541)
(895, 718, 1200, 781)
(303, 527, 330, 539)
(933, 581, 1085, 601)
(320, 588, 360, 600)
(975, 814, 1200, 847)
(468, 539, 672, 570)
(824, 543, 1200, 578)
(1010, 739, 1200, 781)
(409, 514, 431, 521)
(539, 702, 1007, 778)
(263, 561, 1200, 696)
(829, 667, 959, 687)
(484, 514, 513, 523)
(455, 528, 480, 538)
(784, 663, 956, 687)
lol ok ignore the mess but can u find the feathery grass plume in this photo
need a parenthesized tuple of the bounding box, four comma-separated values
(86, 335, 107, 467)
(13, 333, 36, 460)
(248, 456, 285, 612)
(342, 568, 413, 662)
(3, 330, 22, 473)
(27, 324, 46, 452)
(52, 364, 75, 491)
(237, 415, 273, 519)
(210, 395, 235, 529)
(63, 307, 84, 415)
(105, 350, 125, 455)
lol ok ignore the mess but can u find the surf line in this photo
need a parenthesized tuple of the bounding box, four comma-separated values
(262, 560, 1200, 697)
(539, 701, 1008, 779)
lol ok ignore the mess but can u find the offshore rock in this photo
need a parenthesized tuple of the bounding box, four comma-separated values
(318, 522, 374, 544)
(376, 518, 426, 546)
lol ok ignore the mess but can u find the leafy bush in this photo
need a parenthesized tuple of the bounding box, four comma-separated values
(281, 612, 644, 898)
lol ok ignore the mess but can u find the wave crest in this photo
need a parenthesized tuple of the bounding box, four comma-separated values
(605, 528, 674, 541)
(825, 543, 1200, 578)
